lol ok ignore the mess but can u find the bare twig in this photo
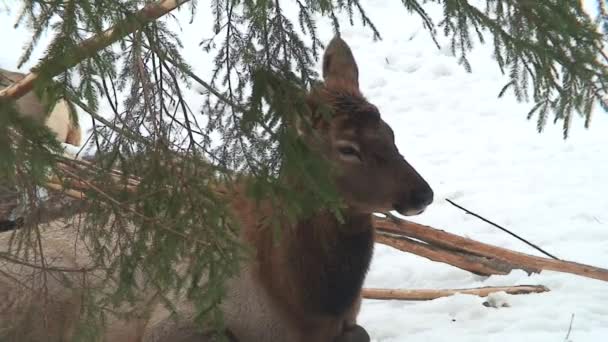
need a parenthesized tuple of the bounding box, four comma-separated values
(445, 199, 559, 260)
(362, 285, 549, 301)
(564, 313, 575, 341)
(160, 52, 247, 113)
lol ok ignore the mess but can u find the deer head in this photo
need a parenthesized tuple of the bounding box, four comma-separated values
(301, 36, 433, 216)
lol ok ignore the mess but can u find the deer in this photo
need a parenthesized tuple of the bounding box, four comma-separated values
(141, 36, 434, 342)
(0, 67, 82, 242)
(1, 67, 82, 147)
(0, 36, 433, 342)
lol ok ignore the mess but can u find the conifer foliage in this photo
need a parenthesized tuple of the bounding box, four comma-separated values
(0, 0, 607, 340)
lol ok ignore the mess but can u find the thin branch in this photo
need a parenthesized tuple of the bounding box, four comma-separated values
(564, 313, 575, 341)
(67, 94, 150, 146)
(50, 164, 213, 249)
(0, 252, 101, 274)
(445, 199, 559, 260)
(161, 52, 247, 112)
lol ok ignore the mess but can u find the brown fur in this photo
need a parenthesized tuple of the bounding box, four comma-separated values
(0, 37, 433, 342)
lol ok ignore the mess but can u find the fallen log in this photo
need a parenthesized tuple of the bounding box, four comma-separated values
(375, 233, 532, 276)
(374, 215, 608, 282)
(361, 285, 549, 301)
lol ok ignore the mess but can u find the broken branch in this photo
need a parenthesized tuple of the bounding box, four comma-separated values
(375, 233, 531, 276)
(374, 216, 608, 282)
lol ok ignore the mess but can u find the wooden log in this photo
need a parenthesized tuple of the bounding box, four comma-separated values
(362, 285, 549, 301)
(375, 233, 528, 276)
(45, 182, 87, 200)
(374, 216, 608, 282)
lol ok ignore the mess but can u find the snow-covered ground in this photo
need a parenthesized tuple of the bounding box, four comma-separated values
(2, 1, 608, 341)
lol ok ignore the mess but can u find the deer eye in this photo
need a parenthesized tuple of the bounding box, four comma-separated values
(336, 141, 361, 162)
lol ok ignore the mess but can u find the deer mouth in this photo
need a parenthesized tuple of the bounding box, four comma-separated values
(391, 186, 434, 216)
(392, 203, 428, 217)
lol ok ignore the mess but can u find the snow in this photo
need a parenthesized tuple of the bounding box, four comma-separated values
(2, 1, 608, 341)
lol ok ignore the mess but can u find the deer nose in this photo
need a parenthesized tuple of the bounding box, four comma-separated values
(412, 186, 434, 208)
(392, 186, 434, 216)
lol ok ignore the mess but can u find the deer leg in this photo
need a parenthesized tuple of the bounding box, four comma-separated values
(142, 315, 239, 342)
(144, 326, 238, 342)
(333, 293, 370, 342)
(343, 293, 362, 326)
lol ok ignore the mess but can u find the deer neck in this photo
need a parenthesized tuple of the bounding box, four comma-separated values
(257, 205, 375, 321)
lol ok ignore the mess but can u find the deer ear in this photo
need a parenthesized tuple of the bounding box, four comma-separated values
(296, 92, 321, 136)
(322, 36, 359, 89)
(295, 89, 333, 137)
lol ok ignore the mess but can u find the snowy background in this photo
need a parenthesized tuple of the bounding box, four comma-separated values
(2, 1, 608, 341)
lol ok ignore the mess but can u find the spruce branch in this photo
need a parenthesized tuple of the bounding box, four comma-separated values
(0, 252, 102, 274)
(0, 0, 192, 102)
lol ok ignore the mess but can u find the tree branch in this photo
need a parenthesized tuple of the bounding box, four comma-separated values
(0, 0, 191, 102)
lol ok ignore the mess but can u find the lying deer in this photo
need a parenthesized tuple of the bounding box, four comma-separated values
(1, 67, 82, 146)
(0, 36, 432, 342)
(143, 36, 434, 341)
